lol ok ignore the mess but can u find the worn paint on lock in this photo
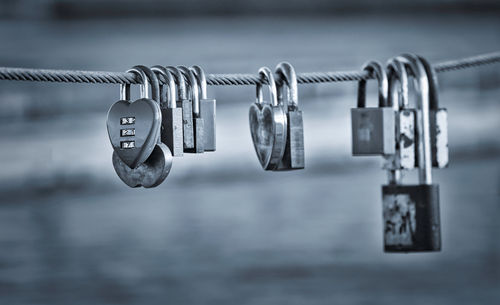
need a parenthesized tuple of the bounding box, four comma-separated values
(431, 109, 449, 168)
(383, 194, 416, 246)
(399, 110, 416, 169)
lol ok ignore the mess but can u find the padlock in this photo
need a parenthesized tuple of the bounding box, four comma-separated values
(248, 67, 287, 170)
(106, 66, 161, 169)
(417, 56, 449, 168)
(382, 56, 441, 252)
(351, 61, 395, 156)
(112, 66, 173, 188)
(274, 62, 305, 170)
(166, 66, 194, 151)
(190, 65, 216, 152)
(151, 66, 184, 157)
(179, 66, 204, 154)
(384, 57, 416, 172)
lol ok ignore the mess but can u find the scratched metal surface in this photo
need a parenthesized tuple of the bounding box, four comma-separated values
(0, 14, 499, 305)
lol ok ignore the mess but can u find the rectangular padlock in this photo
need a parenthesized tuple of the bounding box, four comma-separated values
(200, 98, 216, 151)
(382, 109, 416, 170)
(430, 108, 448, 168)
(193, 117, 205, 153)
(351, 107, 395, 156)
(179, 98, 194, 151)
(162, 107, 184, 157)
(276, 108, 305, 170)
(382, 184, 441, 252)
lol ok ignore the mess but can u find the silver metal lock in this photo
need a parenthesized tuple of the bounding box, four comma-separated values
(112, 66, 173, 188)
(384, 57, 416, 173)
(179, 66, 204, 154)
(152, 66, 184, 157)
(248, 67, 287, 170)
(274, 62, 305, 170)
(168, 66, 194, 151)
(191, 65, 216, 152)
(382, 56, 441, 252)
(418, 56, 449, 168)
(351, 61, 395, 156)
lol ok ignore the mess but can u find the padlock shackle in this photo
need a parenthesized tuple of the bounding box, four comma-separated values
(152, 66, 177, 109)
(387, 58, 409, 111)
(256, 67, 278, 107)
(177, 66, 200, 117)
(417, 56, 440, 111)
(127, 65, 160, 104)
(357, 61, 388, 108)
(166, 66, 187, 101)
(275, 62, 298, 109)
(119, 83, 130, 101)
(399, 54, 432, 185)
(190, 65, 208, 100)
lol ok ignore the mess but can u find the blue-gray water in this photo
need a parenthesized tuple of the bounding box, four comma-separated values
(0, 13, 499, 305)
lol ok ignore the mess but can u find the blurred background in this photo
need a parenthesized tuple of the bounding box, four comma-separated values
(0, 1, 499, 304)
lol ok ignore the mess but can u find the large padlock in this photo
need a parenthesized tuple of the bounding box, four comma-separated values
(382, 56, 441, 252)
(351, 61, 395, 156)
(112, 66, 173, 188)
(274, 62, 305, 170)
(106, 66, 161, 169)
(167, 66, 194, 151)
(179, 66, 204, 154)
(190, 65, 216, 152)
(248, 67, 287, 170)
(384, 57, 416, 172)
(152, 66, 184, 157)
(418, 56, 449, 168)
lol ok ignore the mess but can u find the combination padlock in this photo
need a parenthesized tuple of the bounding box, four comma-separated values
(274, 62, 305, 170)
(382, 56, 441, 252)
(248, 67, 287, 170)
(351, 61, 395, 156)
(179, 66, 204, 153)
(167, 66, 194, 151)
(191, 65, 216, 152)
(152, 66, 184, 157)
(111, 66, 173, 188)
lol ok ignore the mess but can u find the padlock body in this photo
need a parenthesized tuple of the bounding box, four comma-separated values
(382, 184, 441, 252)
(430, 108, 448, 168)
(200, 98, 216, 152)
(275, 109, 305, 170)
(179, 99, 194, 151)
(189, 117, 204, 154)
(161, 107, 184, 157)
(351, 107, 395, 156)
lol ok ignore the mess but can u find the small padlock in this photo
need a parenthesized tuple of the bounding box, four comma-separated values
(274, 62, 305, 170)
(151, 66, 184, 157)
(167, 66, 194, 151)
(384, 57, 416, 172)
(179, 66, 204, 154)
(418, 56, 449, 168)
(351, 61, 395, 156)
(382, 56, 441, 252)
(190, 65, 216, 152)
(248, 67, 287, 170)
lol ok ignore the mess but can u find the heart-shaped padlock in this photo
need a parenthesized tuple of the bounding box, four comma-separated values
(249, 67, 287, 170)
(107, 97, 161, 169)
(112, 143, 172, 188)
(111, 66, 174, 188)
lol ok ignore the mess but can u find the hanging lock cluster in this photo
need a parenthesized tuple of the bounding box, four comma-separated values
(249, 62, 305, 171)
(106, 65, 216, 188)
(350, 54, 449, 253)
